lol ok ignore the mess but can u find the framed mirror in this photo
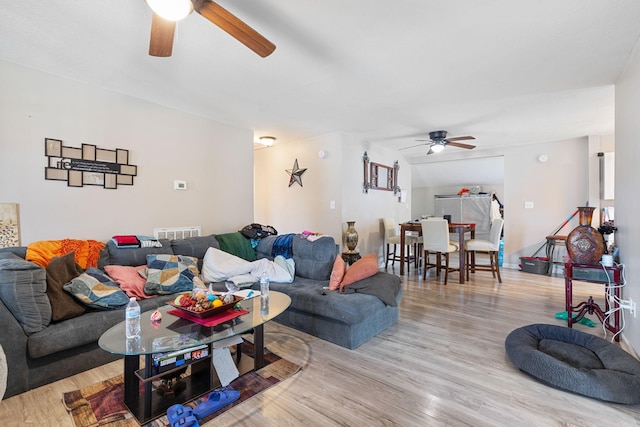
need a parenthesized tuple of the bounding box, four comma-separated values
(370, 162, 394, 191)
(363, 152, 399, 193)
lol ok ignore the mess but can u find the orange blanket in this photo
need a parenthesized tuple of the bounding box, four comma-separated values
(26, 239, 105, 269)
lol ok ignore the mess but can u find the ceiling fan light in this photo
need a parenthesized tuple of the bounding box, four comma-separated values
(430, 143, 445, 153)
(147, 0, 193, 21)
(259, 136, 276, 147)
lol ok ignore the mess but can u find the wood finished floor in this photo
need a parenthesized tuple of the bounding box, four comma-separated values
(3, 264, 640, 426)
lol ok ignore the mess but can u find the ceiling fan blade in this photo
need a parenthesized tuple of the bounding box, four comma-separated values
(426, 147, 434, 155)
(444, 136, 475, 142)
(149, 12, 176, 57)
(399, 143, 428, 150)
(192, 0, 276, 57)
(446, 141, 476, 150)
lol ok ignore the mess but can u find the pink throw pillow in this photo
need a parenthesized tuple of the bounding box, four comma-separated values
(328, 255, 346, 291)
(104, 265, 153, 299)
(340, 253, 379, 291)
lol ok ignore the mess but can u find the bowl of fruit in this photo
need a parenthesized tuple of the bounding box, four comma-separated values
(168, 290, 243, 318)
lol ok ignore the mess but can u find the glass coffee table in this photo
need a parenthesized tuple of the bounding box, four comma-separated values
(99, 291, 291, 424)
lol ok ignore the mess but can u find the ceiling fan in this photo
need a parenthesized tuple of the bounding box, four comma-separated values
(400, 130, 476, 155)
(146, 0, 276, 58)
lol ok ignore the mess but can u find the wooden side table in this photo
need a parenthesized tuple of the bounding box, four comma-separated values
(564, 262, 622, 341)
(341, 251, 361, 265)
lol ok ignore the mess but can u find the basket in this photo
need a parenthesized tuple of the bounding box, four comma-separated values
(519, 257, 549, 275)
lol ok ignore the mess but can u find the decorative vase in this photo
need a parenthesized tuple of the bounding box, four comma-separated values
(566, 207, 605, 265)
(344, 221, 359, 253)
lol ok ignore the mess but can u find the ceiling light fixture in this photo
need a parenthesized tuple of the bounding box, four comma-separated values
(430, 143, 445, 153)
(259, 136, 276, 147)
(146, 0, 193, 21)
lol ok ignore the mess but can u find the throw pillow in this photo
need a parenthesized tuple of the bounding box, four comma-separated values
(0, 252, 52, 335)
(144, 254, 199, 295)
(328, 255, 346, 291)
(63, 267, 129, 309)
(46, 252, 86, 321)
(339, 253, 379, 291)
(103, 265, 153, 299)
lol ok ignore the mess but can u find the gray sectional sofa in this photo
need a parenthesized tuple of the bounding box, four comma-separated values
(0, 233, 402, 399)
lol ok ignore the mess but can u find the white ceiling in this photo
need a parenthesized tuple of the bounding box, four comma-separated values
(1, 1, 639, 187)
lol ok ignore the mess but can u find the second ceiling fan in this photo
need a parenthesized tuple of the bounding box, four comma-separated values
(147, 0, 276, 58)
(401, 130, 476, 155)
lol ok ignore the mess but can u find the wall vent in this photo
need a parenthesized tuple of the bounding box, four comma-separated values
(153, 226, 201, 240)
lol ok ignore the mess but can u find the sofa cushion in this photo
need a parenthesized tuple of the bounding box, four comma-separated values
(46, 252, 86, 321)
(268, 277, 391, 325)
(340, 253, 379, 290)
(63, 267, 129, 309)
(0, 246, 27, 259)
(144, 254, 198, 295)
(170, 235, 219, 270)
(101, 239, 173, 267)
(27, 294, 175, 359)
(103, 265, 152, 299)
(257, 235, 336, 280)
(0, 253, 51, 335)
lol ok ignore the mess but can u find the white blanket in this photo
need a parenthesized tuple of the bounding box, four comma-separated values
(201, 247, 295, 284)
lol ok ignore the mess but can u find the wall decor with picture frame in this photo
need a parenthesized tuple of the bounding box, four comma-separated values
(362, 151, 400, 194)
(44, 138, 137, 189)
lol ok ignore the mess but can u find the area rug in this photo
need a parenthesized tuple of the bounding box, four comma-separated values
(62, 342, 300, 427)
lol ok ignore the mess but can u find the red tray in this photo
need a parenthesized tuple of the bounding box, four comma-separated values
(167, 295, 243, 318)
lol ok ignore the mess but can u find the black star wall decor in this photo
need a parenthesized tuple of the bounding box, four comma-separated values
(286, 158, 307, 187)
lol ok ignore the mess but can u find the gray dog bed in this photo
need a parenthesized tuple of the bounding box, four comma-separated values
(505, 324, 640, 404)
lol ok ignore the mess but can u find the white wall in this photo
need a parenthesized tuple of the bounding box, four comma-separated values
(0, 60, 254, 243)
(253, 133, 343, 240)
(341, 135, 413, 260)
(409, 138, 598, 268)
(254, 132, 412, 263)
(615, 36, 640, 353)
(503, 138, 591, 265)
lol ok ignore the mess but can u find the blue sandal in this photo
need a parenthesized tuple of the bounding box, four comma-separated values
(192, 387, 240, 420)
(167, 404, 197, 426)
(170, 414, 198, 427)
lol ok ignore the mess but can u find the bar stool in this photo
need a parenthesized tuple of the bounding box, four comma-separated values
(383, 218, 419, 270)
(465, 218, 504, 283)
(546, 235, 567, 276)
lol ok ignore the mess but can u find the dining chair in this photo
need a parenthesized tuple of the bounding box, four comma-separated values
(420, 219, 459, 284)
(383, 218, 419, 270)
(464, 217, 504, 283)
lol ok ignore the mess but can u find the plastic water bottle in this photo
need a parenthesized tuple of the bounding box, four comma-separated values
(260, 273, 270, 316)
(498, 238, 504, 267)
(125, 297, 141, 339)
(260, 272, 270, 298)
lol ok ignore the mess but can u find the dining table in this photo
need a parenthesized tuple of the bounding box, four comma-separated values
(399, 221, 476, 283)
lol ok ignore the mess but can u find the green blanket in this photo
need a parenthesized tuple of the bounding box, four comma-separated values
(216, 232, 256, 261)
